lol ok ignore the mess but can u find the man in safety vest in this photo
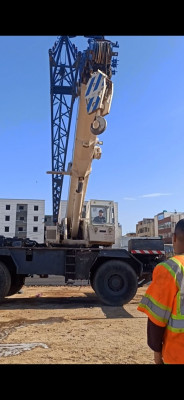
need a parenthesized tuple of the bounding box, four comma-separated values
(137, 218, 184, 364)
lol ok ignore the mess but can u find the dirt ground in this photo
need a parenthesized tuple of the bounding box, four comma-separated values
(0, 284, 154, 365)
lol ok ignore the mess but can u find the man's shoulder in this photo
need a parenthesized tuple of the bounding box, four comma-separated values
(154, 256, 177, 276)
(156, 255, 176, 267)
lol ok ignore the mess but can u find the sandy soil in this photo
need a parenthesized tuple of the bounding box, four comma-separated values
(0, 284, 154, 364)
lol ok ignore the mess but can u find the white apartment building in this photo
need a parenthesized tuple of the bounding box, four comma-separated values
(0, 199, 45, 243)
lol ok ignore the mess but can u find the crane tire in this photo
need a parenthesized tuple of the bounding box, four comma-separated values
(0, 261, 11, 301)
(93, 259, 138, 306)
(7, 275, 25, 296)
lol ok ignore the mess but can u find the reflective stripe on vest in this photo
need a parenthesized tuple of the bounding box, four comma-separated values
(168, 317, 184, 332)
(139, 294, 171, 324)
(139, 257, 184, 330)
(165, 258, 184, 332)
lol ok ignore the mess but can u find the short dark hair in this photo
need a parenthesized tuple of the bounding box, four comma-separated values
(175, 219, 184, 239)
(99, 209, 103, 213)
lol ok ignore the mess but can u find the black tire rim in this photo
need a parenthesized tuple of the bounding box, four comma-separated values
(108, 274, 124, 292)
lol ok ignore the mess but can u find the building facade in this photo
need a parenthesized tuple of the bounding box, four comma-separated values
(0, 199, 45, 243)
(136, 218, 155, 237)
(154, 211, 184, 244)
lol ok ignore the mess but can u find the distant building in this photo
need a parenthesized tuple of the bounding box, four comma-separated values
(136, 218, 155, 237)
(154, 211, 184, 244)
(0, 199, 45, 243)
(116, 223, 123, 248)
(112, 202, 122, 248)
(44, 215, 54, 226)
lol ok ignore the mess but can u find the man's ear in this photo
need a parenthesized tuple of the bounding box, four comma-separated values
(173, 233, 176, 243)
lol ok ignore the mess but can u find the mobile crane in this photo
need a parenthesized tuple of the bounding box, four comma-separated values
(46, 35, 118, 248)
(0, 36, 165, 305)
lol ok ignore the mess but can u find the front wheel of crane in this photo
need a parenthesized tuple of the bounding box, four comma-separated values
(7, 274, 25, 296)
(93, 260, 138, 306)
(0, 261, 11, 301)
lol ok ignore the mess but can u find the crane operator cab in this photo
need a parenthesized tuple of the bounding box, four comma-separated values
(83, 200, 115, 247)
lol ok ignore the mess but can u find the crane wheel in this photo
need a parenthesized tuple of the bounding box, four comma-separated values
(92, 260, 138, 306)
(7, 274, 25, 296)
(90, 116, 107, 135)
(0, 261, 11, 301)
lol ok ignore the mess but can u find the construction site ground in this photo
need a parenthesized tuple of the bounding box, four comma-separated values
(0, 277, 154, 365)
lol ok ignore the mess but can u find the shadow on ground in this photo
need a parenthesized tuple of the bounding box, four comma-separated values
(0, 292, 134, 319)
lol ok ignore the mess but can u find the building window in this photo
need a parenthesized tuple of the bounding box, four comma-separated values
(5, 216, 10, 221)
(5, 227, 9, 232)
(33, 227, 38, 232)
(6, 205, 10, 210)
(19, 205, 24, 210)
(20, 216, 24, 221)
(34, 205, 39, 211)
(158, 224, 164, 230)
(34, 216, 38, 222)
(18, 227, 23, 232)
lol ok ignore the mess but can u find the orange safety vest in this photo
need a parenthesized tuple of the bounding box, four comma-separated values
(137, 254, 184, 364)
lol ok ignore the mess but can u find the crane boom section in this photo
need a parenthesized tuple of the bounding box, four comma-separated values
(47, 36, 119, 245)
(66, 83, 99, 238)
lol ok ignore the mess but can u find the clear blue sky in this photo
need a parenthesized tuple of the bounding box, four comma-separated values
(1, 35, 184, 234)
